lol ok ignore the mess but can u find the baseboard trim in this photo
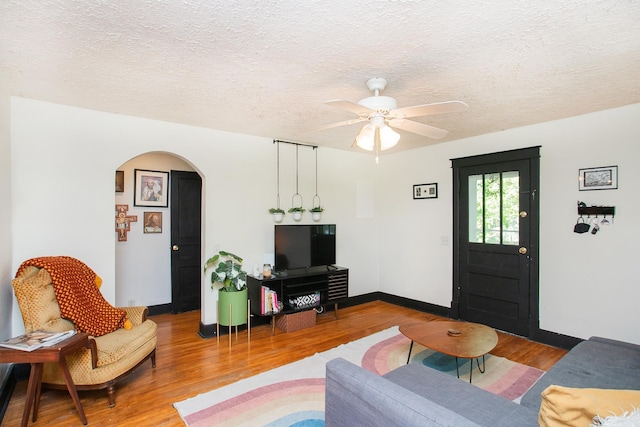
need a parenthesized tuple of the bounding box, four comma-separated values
(148, 303, 172, 316)
(530, 328, 582, 350)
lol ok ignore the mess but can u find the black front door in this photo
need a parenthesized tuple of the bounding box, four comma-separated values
(452, 147, 540, 336)
(170, 170, 202, 313)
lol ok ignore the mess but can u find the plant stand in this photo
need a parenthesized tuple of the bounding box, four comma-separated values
(217, 291, 251, 348)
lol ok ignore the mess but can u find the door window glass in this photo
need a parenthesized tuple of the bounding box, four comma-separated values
(468, 171, 519, 245)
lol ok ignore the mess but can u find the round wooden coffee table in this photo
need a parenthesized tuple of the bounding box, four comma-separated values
(399, 321, 498, 383)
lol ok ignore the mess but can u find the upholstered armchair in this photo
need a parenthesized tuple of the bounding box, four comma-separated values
(12, 259, 157, 407)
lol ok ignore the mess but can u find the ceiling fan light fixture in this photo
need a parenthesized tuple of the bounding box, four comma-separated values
(379, 126, 400, 150)
(355, 120, 399, 152)
(321, 78, 468, 149)
(355, 123, 375, 151)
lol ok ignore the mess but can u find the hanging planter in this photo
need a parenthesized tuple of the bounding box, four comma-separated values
(289, 195, 305, 221)
(269, 208, 285, 223)
(270, 140, 285, 223)
(310, 149, 324, 222)
(289, 145, 305, 221)
(310, 195, 323, 221)
(310, 207, 323, 221)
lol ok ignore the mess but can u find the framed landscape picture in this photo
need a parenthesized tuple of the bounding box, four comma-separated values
(134, 169, 169, 207)
(578, 166, 618, 191)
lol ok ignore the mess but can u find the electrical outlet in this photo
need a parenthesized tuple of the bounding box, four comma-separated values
(440, 236, 449, 246)
(128, 299, 135, 307)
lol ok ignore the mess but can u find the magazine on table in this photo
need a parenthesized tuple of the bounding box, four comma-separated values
(0, 330, 76, 352)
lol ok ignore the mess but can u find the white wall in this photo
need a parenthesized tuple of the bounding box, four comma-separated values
(0, 88, 10, 390)
(8, 96, 639, 344)
(377, 103, 640, 343)
(9, 97, 378, 335)
(0, 87, 13, 342)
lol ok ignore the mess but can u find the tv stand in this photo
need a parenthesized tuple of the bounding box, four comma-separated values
(248, 266, 348, 333)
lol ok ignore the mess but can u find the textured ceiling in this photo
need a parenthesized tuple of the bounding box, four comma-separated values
(2, 1, 639, 154)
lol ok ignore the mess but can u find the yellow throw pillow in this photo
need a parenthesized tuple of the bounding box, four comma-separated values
(539, 385, 640, 427)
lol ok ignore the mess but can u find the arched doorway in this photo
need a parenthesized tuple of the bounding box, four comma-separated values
(115, 152, 202, 314)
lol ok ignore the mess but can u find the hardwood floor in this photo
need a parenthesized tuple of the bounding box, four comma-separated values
(2, 301, 567, 426)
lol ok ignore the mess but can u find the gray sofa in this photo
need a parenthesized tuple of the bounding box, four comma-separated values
(325, 336, 640, 427)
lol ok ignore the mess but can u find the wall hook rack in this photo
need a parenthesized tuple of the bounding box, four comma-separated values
(577, 201, 615, 217)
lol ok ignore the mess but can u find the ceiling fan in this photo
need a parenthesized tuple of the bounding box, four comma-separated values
(318, 78, 468, 152)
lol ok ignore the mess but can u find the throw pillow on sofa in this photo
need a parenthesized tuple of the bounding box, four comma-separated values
(539, 385, 640, 427)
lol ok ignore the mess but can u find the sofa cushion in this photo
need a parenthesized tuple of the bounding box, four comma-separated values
(383, 362, 539, 426)
(521, 339, 640, 411)
(538, 385, 640, 427)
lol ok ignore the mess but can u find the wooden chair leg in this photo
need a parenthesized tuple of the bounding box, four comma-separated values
(151, 349, 157, 368)
(107, 382, 115, 408)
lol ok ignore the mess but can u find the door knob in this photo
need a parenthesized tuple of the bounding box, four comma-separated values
(172, 245, 179, 251)
(519, 211, 528, 218)
(518, 247, 527, 255)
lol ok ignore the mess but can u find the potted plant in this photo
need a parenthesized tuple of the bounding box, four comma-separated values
(269, 208, 285, 223)
(310, 206, 324, 221)
(204, 251, 248, 327)
(288, 206, 305, 221)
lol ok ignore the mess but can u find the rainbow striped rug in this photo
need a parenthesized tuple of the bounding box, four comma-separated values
(173, 326, 544, 426)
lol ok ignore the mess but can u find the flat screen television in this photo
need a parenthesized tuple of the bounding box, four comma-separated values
(274, 224, 336, 271)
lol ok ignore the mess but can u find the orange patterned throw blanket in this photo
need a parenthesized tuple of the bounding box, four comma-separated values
(16, 256, 126, 336)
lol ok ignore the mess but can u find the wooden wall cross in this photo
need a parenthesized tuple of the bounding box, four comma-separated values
(115, 204, 138, 242)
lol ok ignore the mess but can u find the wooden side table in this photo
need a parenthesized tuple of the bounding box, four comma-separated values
(0, 332, 90, 426)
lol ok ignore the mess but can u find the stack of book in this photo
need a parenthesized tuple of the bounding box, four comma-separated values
(0, 330, 76, 352)
(260, 286, 280, 315)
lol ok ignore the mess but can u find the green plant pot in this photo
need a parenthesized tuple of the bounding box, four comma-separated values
(218, 288, 248, 326)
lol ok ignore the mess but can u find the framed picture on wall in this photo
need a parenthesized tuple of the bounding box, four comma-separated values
(578, 166, 618, 191)
(413, 183, 438, 199)
(134, 169, 169, 207)
(115, 170, 124, 193)
(143, 212, 162, 233)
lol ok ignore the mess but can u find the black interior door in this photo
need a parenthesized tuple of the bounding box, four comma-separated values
(452, 147, 540, 337)
(170, 170, 202, 313)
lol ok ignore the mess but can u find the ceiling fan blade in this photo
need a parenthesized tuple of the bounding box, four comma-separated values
(390, 101, 468, 119)
(314, 118, 366, 132)
(325, 99, 373, 116)
(388, 118, 449, 139)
